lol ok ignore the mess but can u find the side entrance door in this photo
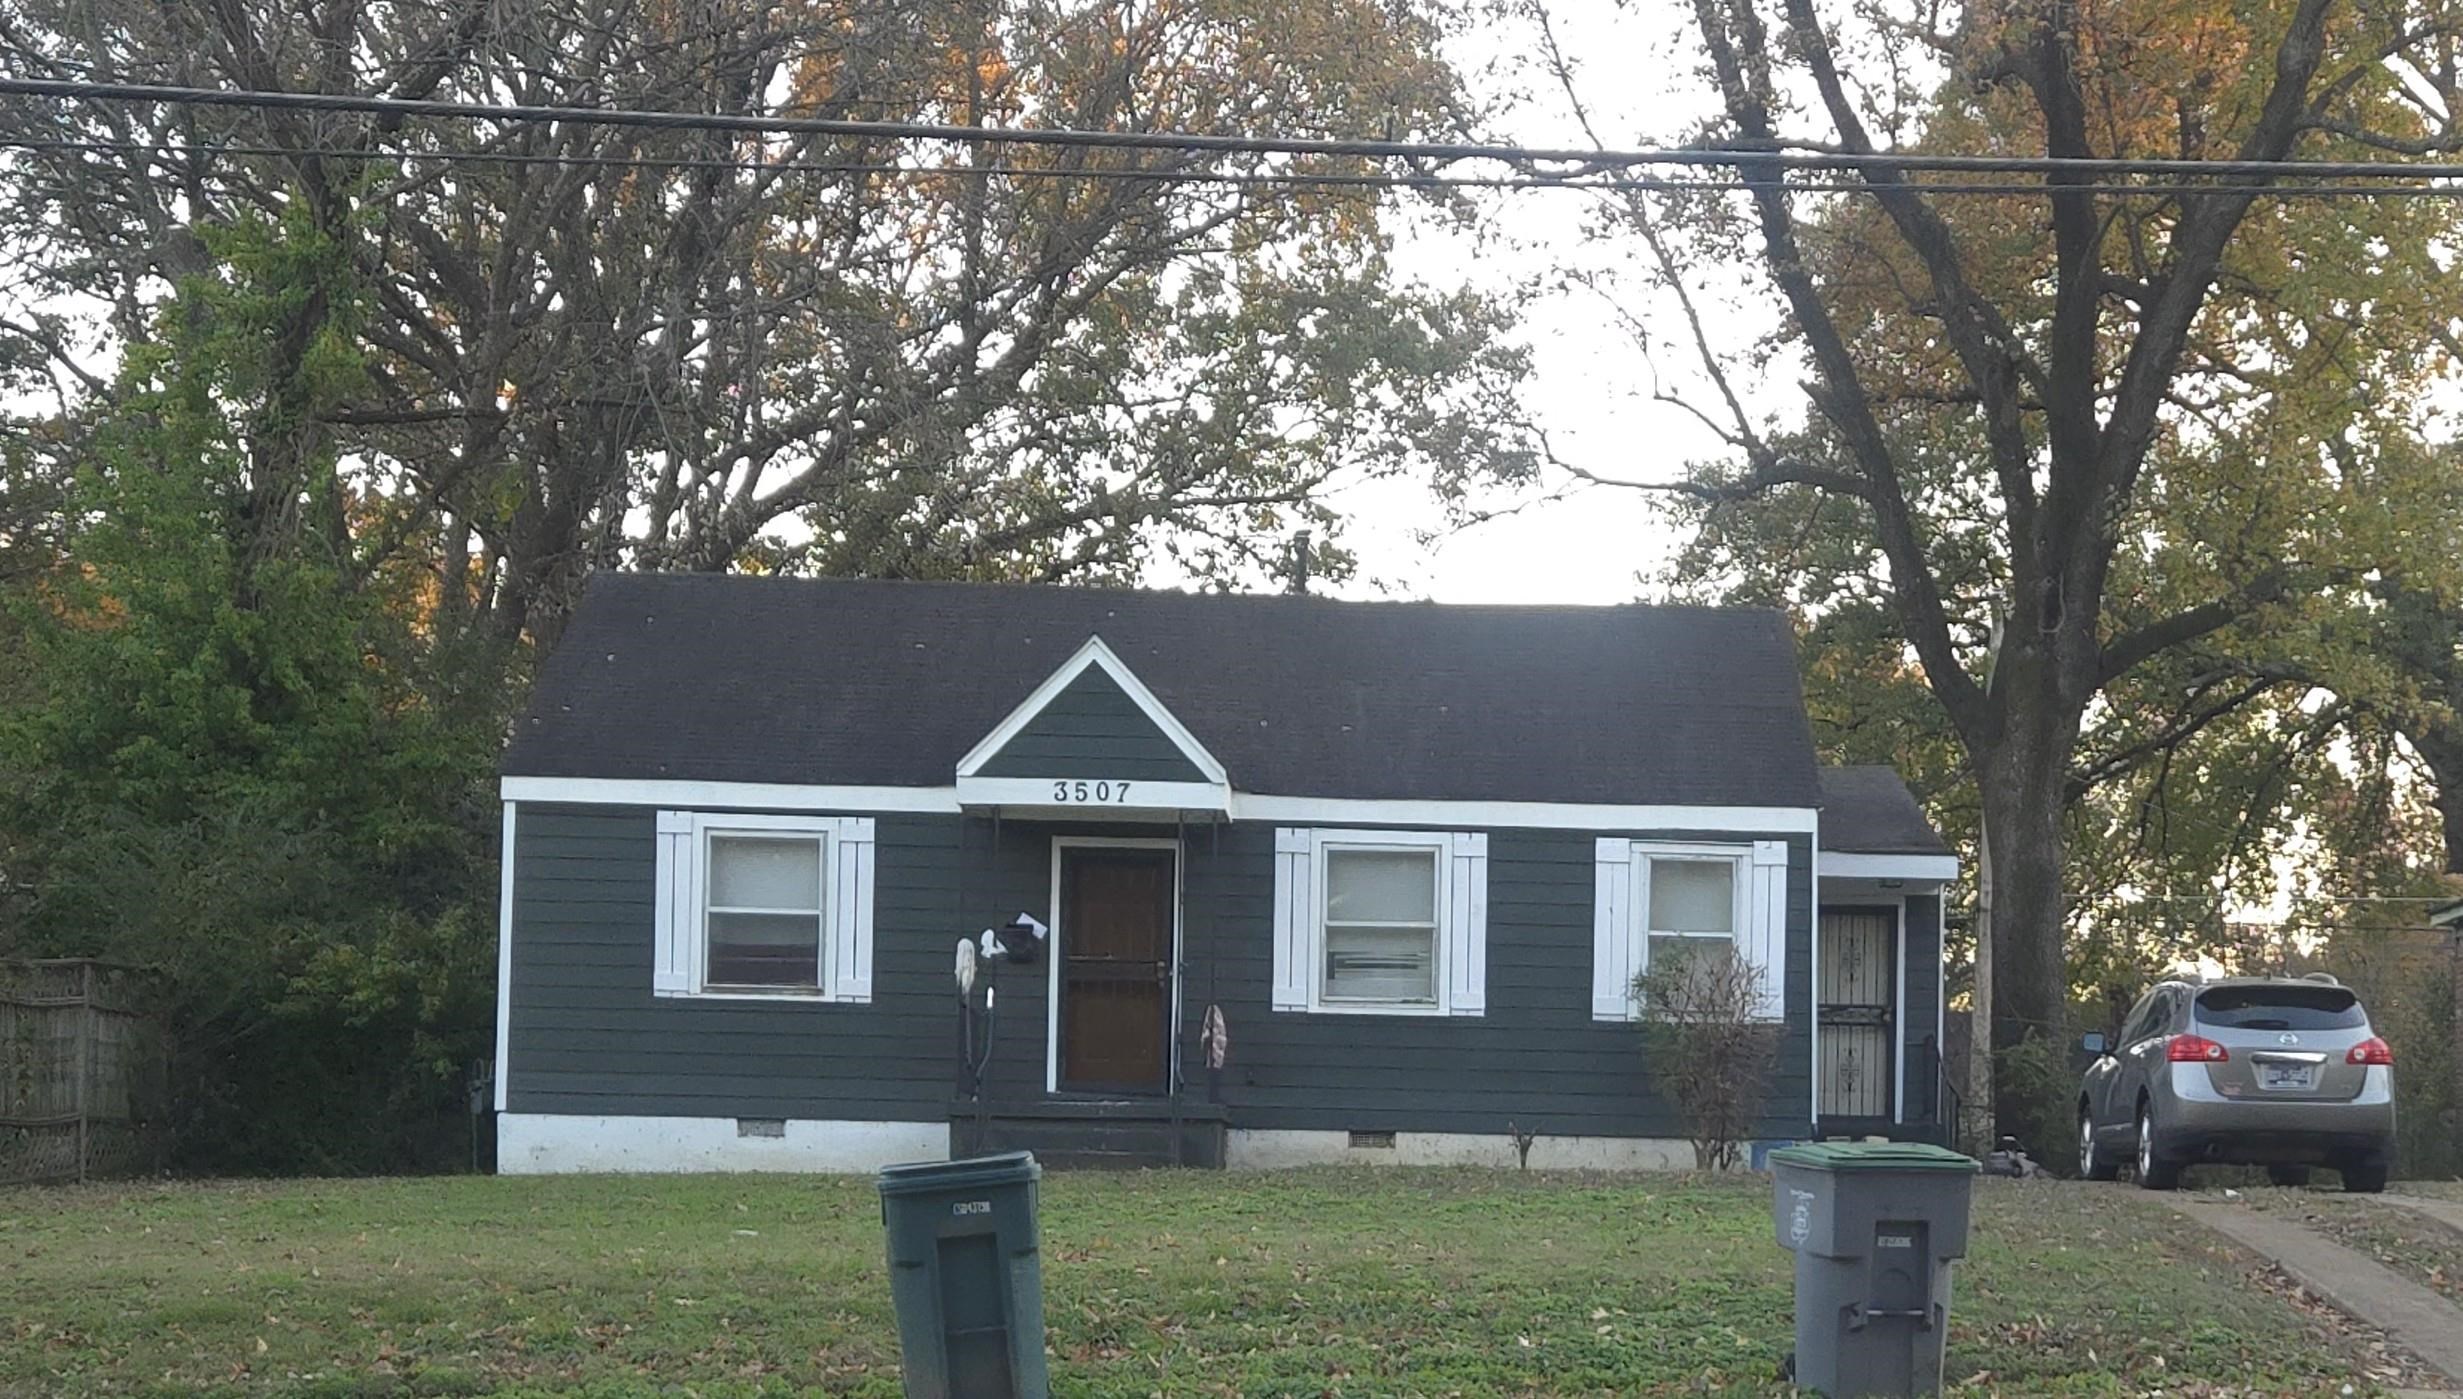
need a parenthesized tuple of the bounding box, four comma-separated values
(1817, 908, 1897, 1126)
(1056, 846, 1175, 1095)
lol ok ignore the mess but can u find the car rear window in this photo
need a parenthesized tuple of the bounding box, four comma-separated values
(2195, 985, 2365, 1031)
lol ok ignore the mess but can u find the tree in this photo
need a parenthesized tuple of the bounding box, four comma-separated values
(0, 205, 499, 1171)
(1537, 0, 2463, 1149)
(1, 0, 1534, 653)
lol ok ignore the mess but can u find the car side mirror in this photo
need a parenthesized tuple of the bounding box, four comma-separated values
(2080, 1031, 2109, 1056)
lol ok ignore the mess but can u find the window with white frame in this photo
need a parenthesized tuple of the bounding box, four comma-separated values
(1322, 845, 1441, 1004)
(654, 812, 877, 1002)
(1272, 828, 1486, 1016)
(1645, 855, 1744, 969)
(1593, 838, 1787, 1021)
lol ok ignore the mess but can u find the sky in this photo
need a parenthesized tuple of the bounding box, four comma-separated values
(1322, 0, 1783, 608)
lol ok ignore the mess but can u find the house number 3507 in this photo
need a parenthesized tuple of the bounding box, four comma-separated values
(1052, 780, 1131, 803)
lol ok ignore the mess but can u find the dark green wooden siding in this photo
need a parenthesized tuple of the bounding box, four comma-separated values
(1180, 825, 1814, 1141)
(505, 805, 1818, 1140)
(508, 804, 961, 1120)
(973, 667, 1208, 781)
(1902, 892, 1946, 1121)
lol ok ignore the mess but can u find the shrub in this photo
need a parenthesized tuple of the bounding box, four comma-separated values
(1632, 943, 1782, 1170)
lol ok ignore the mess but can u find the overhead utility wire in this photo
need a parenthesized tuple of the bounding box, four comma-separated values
(6, 136, 2462, 200)
(8, 77, 2463, 184)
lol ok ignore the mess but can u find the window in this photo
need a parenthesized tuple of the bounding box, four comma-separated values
(1322, 846, 1441, 1005)
(705, 834, 826, 990)
(1271, 828, 1487, 1016)
(1593, 838, 1787, 1021)
(2195, 984, 2365, 1032)
(654, 812, 876, 1002)
(2117, 990, 2162, 1047)
(1645, 856, 1741, 970)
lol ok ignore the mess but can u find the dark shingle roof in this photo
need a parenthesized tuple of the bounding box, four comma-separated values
(503, 573, 1826, 808)
(1818, 766, 1952, 855)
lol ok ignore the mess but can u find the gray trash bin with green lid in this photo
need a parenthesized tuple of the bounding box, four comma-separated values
(1769, 1142, 1979, 1397)
(877, 1150, 1049, 1399)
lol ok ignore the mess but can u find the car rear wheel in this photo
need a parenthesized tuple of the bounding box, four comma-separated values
(2340, 1158, 2389, 1194)
(2135, 1104, 2180, 1191)
(2079, 1109, 2120, 1181)
(2265, 1165, 2312, 1187)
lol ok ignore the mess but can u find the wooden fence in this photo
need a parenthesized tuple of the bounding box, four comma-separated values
(1, 960, 168, 1185)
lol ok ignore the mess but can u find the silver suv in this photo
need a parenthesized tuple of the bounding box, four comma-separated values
(2078, 975, 2396, 1192)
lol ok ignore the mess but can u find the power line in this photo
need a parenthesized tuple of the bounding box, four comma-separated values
(8, 76, 2463, 186)
(8, 135, 2463, 201)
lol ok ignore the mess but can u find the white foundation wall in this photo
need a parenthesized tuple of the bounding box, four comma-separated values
(497, 1113, 948, 1174)
(1225, 1128, 1698, 1171)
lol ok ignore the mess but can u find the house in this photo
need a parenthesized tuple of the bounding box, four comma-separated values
(492, 574, 1957, 1172)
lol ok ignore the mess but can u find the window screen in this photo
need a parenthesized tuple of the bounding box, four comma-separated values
(705, 835, 825, 989)
(1321, 847, 1438, 1004)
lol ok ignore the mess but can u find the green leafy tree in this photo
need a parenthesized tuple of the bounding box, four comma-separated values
(1, 205, 498, 1172)
(1537, 0, 2463, 1151)
(1, 0, 1535, 649)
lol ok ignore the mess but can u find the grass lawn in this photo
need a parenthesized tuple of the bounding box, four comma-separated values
(0, 1170, 2416, 1397)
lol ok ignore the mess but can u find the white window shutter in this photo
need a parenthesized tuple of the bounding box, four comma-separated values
(1593, 837, 1635, 1020)
(1748, 840, 1789, 1019)
(653, 812, 693, 995)
(1271, 828, 1312, 1011)
(833, 817, 878, 1003)
(1447, 833, 1488, 1015)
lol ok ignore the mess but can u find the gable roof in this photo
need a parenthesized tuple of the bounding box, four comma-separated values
(1817, 765, 1952, 855)
(503, 573, 1825, 808)
(959, 636, 1227, 784)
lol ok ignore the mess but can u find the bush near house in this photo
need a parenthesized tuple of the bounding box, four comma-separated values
(1632, 944, 1782, 1171)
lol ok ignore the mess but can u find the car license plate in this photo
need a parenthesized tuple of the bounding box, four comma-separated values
(2260, 1063, 2316, 1091)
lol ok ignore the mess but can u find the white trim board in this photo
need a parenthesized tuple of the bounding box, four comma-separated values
(1045, 836, 1184, 1096)
(955, 775, 1228, 814)
(1225, 1129, 1705, 1172)
(502, 776, 956, 811)
(497, 1114, 945, 1174)
(493, 801, 516, 1113)
(956, 635, 1230, 784)
(1238, 796, 1818, 834)
(1819, 852, 1958, 882)
(1893, 898, 1908, 1125)
(501, 774, 1823, 835)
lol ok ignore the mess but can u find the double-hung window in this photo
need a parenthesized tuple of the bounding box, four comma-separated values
(653, 812, 877, 1002)
(1644, 855, 1744, 971)
(1593, 838, 1787, 1021)
(704, 834, 827, 990)
(1272, 828, 1487, 1016)
(1321, 845, 1443, 1005)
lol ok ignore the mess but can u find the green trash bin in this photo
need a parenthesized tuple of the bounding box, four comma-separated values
(1769, 1142, 1979, 1397)
(877, 1150, 1050, 1399)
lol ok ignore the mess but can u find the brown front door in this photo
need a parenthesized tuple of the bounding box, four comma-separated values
(1057, 846, 1175, 1095)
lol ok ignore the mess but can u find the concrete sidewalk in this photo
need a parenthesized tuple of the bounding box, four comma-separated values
(2386, 1193, 2463, 1235)
(2163, 1195, 2463, 1388)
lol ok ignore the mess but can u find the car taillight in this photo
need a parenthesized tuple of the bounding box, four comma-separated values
(2347, 1037, 2394, 1066)
(2167, 1034, 2229, 1062)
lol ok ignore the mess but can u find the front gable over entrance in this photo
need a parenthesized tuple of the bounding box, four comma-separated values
(956, 636, 1229, 813)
